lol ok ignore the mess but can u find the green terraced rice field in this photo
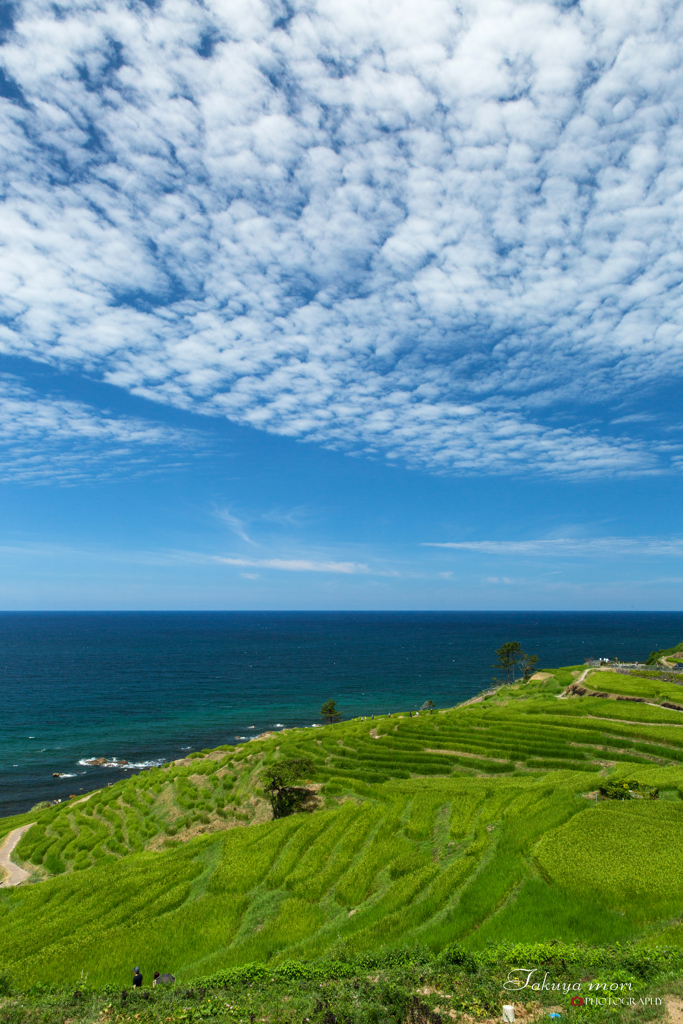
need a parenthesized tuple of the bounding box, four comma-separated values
(2, 666, 683, 988)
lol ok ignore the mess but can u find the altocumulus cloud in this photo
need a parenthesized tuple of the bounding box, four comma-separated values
(1, 0, 683, 476)
(0, 376, 200, 483)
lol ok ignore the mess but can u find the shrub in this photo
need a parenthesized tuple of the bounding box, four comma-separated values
(44, 852, 66, 874)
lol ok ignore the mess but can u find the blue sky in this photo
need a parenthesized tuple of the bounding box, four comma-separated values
(0, 0, 682, 609)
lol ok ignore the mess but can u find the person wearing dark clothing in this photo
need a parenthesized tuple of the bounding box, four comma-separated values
(153, 973, 176, 986)
(133, 968, 143, 988)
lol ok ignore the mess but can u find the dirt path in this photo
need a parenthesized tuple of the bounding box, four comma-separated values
(559, 669, 683, 716)
(0, 824, 35, 887)
(660, 654, 683, 669)
(71, 790, 100, 806)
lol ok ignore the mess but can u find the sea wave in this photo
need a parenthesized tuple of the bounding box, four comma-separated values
(78, 757, 165, 770)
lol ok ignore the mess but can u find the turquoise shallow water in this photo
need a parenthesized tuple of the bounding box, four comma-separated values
(2, 610, 683, 816)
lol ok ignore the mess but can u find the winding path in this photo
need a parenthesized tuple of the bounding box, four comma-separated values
(0, 791, 100, 888)
(0, 824, 35, 887)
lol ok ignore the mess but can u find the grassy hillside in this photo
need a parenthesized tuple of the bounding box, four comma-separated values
(647, 639, 683, 665)
(2, 665, 683, 990)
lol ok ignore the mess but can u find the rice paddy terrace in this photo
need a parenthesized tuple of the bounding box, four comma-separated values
(2, 663, 683, 987)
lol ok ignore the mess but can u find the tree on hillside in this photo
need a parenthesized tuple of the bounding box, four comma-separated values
(320, 699, 342, 724)
(520, 652, 539, 681)
(493, 642, 539, 684)
(263, 756, 317, 819)
(493, 641, 523, 683)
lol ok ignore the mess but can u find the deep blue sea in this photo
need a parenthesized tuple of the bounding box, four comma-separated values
(2, 611, 683, 817)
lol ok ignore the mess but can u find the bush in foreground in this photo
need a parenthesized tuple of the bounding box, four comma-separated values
(1, 945, 681, 1024)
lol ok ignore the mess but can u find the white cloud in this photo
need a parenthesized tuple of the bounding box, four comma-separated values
(214, 508, 255, 544)
(611, 413, 659, 425)
(424, 537, 683, 557)
(261, 507, 312, 527)
(213, 504, 314, 540)
(0, 375, 199, 482)
(0, 0, 682, 476)
(214, 556, 370, 573)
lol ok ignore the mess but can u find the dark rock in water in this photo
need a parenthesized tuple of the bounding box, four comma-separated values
(83, 756, 130, 766)
(53, 772, 65, 777)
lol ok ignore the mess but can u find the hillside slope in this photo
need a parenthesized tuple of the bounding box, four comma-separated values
(2, 665, 683, 988)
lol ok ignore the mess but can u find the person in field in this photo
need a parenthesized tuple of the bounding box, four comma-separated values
(153, 972, 176, 986)
(132, 967, 142, 988)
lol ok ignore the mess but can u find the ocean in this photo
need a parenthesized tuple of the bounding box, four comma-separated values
(2, 610, 683, 817)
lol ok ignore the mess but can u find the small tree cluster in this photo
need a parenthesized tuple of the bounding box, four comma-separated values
(262, 757, 317, 819)
(598, 780, 659, 801)
(492, 641, 539, 684)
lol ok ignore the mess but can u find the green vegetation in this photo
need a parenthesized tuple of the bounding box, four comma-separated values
(598, 779, 659, 800)
(320, 698, 342, 724)
(2, 944, 682, 1024)
(262, 756, 317, 818)
(492, 640, 538, 683)
(647, 639, 683, 665)
(583, 671, 683, 705)
(2, 665, 683, 993)
(0, 809, 37, 844)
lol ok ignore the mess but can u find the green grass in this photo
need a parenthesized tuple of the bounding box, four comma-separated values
(3, 665, 683, 988)
(0, 809, 37, 844)
(585, 671, 683, 704)
(647, 638, 683, 664)
(536, 800, 683, 912)
(4, 943, 683, 1024)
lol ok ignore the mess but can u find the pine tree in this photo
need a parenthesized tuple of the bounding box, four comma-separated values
(320, 699, 342, 724)
(493, 641, 523, 683)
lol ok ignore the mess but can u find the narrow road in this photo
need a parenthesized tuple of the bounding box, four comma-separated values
(71, 790, 100, 806)
(0, 824, 35, 887)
